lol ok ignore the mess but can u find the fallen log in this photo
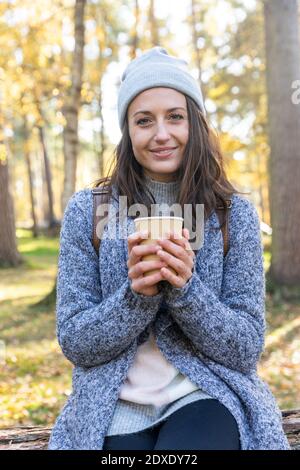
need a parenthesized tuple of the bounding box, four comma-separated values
(0, 409, 299, 450)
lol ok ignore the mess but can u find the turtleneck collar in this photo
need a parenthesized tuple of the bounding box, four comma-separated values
(142, 173, 180, 215)
(143, 173, 180, 192)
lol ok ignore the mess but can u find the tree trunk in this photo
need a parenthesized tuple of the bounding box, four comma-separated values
(191, 0, 203, 88)
(0, 143, 22, 267)
(130, 0, 139, 60)
(97, 76, 106, 178)
(22, 117, 38, 236)
(0, 409, 299, 449)
(24, 136, 38, 238)
(258, 181, 265, 224)
(38, 126, 56, 229)
(264, 0, 300, 286)
(61, 0, 86, 212)
(96, 34, 106, 179)
(42, 0, 86, 306)
(148, 0, 159, 47)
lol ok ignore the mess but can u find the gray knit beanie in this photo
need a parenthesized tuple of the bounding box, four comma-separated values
(117, 46, 205, 130)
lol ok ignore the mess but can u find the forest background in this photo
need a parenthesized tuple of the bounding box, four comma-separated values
(0, 0, 300, 427)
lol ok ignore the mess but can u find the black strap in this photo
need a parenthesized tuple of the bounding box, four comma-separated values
(215, 199, 232, 258)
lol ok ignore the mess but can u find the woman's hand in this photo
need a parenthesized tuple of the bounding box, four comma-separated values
(127, 231, 168, 296)
(156, 228, 196, 288)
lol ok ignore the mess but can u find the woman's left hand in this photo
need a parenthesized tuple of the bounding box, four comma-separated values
(156, 228, 196, 288)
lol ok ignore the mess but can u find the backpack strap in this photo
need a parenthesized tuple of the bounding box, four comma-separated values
(92, 187, 110, 255)
(215, 199, 232, 258)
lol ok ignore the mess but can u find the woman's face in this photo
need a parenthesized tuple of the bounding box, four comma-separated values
(127, 87, 189, 182)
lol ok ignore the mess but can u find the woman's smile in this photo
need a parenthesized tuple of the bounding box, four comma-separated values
(150, 147, 178, 158)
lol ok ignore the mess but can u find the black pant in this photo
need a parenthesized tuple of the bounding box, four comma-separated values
(103, 399, 241, 450)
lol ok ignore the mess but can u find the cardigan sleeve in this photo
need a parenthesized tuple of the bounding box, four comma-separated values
(56, 191, 164, 368)
(161, 198, 266, 374)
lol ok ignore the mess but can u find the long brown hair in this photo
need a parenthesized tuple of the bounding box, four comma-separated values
(93, 95, 243, 233)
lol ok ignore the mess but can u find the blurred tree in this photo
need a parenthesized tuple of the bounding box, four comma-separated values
(87, 0, 125, 179)
(189, 0, 270, 221)
(61, 0, 86, 212)
(0, 110, 22, 266)
(223, 1, 270, 222)
(0, 0, 69, 229)
(38, 124, 57, 230)
(129, 0, 140, 59)
(23, 117, 38, 237)
(135, 0, 173, 52)
(96, 65, 106, 178)
(38, 0, 125, 305)
(264, 0, 300, 289)
(190, 0, 204, 92)
(148, 0, 159, 46)
(40, 0, 87, 305)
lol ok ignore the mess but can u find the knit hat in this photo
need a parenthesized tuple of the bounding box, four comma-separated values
(117, 46, 205, 130)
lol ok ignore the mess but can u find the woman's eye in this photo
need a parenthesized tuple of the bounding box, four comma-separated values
(136, 114, 184, 126)
(170, 113, 184, 120)
(136, 118, 151, 125)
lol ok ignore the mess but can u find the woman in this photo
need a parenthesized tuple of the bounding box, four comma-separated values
(48, 47, 290, 450)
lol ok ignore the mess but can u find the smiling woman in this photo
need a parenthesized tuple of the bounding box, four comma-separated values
(48, 47, 290, 451)
(127, 88, 189, 183)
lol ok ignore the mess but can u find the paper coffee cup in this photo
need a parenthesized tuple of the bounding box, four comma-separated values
(134, 216, 184, 277)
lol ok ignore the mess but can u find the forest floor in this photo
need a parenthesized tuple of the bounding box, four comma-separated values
(0, 230, 299, 427)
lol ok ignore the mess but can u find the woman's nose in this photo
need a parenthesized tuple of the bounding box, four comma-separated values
(154, 122, 170, 141)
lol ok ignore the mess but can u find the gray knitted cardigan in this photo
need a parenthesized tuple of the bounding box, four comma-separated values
(48, 186, 290, 450)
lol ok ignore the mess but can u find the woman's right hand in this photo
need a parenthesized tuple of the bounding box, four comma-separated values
(127, 231, 167, 296)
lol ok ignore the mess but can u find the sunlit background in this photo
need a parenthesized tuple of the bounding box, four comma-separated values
(0, 0, 299, 438)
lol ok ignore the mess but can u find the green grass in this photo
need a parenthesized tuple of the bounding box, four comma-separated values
(0, 234, 299, 427)
(259, 295, 300, 409)
(0, 232, 72, 427)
